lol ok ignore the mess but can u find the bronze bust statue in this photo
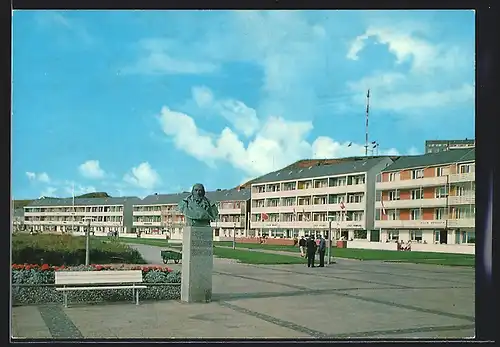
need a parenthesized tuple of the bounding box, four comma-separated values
(178, 183, 219, 227)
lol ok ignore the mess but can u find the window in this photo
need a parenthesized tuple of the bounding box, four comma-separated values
(376, 191, 382, 201)
(435, 186, 449, 198)
(410, 230, 423, 242)
(388, 231, 399, 241)
(410, 209, 421, 220)
(388, 190, 400, 201)
(388, 172, 399, 181)
(411, 189, 422, 200)
(375, 209, 381, 220)
(435, 208, 445, 220)
(354, 230, 367, 239)
(347, 194, 363, 203)
(436, 167, 444, 176)
(411, 169, 424, 179)
(459, 164, 475, 173)
(387, 210, 399, 220)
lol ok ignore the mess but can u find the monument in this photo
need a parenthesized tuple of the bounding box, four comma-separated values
(178, 183, 219, 303)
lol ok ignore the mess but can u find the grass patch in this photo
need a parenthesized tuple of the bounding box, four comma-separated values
(213, 247, 306, 265)
(117, 237, 170, 248)
(384, 258, 475, 267)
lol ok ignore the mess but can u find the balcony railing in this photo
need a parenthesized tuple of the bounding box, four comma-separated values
(250, 220, 365, 229)
(375, 220, 447, 229)
(251, 184, 366, 199)
(448, 172, 475, 183)
(375, 198, 447, 209)
(376, 176, 448, 190)
(448, 195, 475, 205)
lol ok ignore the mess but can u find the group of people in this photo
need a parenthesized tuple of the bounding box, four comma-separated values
(298, 235, 327, 268)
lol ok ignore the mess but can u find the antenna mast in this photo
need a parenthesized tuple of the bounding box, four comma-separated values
(364, 89, 370, 156)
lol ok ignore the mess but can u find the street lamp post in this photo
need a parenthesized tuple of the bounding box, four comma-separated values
(83, 217, 93, 265)
(232, 222, 236, 249)
(327, 216, 334, 265)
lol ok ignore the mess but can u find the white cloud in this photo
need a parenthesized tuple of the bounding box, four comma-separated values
(62, 182, 97, 196)
(346, 26, 468, 74)
(125, 39, 218, 75)
(26, 171, 51, 183)
(190, 86, 260, 137)
(40, 186, 57, 198)
(157, 104, 411, 177)
(124, 162, 161, 190)
(78, 160, 105, 179)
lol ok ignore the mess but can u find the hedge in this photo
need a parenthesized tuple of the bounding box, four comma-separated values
(12, 264, 181, 305)
(12, 234, 146, 266)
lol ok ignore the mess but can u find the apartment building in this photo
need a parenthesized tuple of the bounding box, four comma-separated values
(250, 157, 394, 240)
(374, 148, 475, 245)
(132, 189, 251, 240)
(23, 197, 140, 234)
(425, 139, 475, 154)
(12, 208, 24, 232)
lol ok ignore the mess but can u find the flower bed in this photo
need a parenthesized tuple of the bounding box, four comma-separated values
(12, 234, 146, 266)
(12, 264, 181, 305)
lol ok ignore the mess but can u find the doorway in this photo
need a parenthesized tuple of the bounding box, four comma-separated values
(439, 229, 448, 244)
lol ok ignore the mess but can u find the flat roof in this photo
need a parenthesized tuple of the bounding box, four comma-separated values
(382, 148, 475, 172)
(135, 188, 250, 206)
(25, 196, 141, 208)
(250, 157, 390, 185)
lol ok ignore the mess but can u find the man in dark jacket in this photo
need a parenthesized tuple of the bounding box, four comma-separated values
(298, 236, 306, 257)
(306, 236, 317, 268)
(318, 235, 326, 267)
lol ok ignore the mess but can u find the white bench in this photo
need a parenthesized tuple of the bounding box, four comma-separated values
(55, 270, 147, 307)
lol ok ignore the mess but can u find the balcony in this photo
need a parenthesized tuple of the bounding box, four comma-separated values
(375, 198, 447, 209)
(211, 221, 245, 228)
(449, 172, 475, 183)
(251, 184, 366, 199)
(448, 195, 475, 205)
(447, 218, 475, 228)
(133, 210, 161, 216)
(376, 176, 448, 190)
(133, 221, 162, 227)
(252, 202, 365, 214)
(218, 208, 243, 215)
(250, 220, 365, 229)
(24, 211, 123, 217)
(375, 220, 447, 229)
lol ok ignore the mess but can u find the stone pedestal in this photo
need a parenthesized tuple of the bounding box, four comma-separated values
(181, 226, 213, 303)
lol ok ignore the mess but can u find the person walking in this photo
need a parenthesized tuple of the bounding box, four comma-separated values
(298, 236, 306, 257)
(318, 235, 326, 267)
(306, 235, 317, 268)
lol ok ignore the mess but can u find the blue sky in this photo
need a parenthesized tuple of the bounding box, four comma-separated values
(12, 10, 475, 199)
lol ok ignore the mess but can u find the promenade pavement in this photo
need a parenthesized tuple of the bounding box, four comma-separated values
(12, 244, 475, 339)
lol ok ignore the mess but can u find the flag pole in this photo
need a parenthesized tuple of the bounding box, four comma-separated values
(72, 182, 75, 235)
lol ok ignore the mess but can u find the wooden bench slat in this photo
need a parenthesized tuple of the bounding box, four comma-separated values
(55, 270, 143, 285)
(56, 285, 147, 291)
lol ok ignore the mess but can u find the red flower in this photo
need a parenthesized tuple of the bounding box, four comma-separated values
(94, 265, 103, 271)
(41, 264, 50, 271)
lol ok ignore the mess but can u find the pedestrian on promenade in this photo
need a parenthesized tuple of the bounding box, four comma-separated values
(318, 235, 326, 267)
(298, 236, 306, 257)
(306, 235, 317, 268)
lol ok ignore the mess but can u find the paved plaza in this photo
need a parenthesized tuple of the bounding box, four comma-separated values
(12, 245, 475, 339)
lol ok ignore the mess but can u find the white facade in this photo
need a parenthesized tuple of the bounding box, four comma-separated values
(250, 158, 393, 240)
(23, 199, 136, 234)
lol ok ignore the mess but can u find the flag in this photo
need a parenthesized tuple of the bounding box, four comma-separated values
(340, 201, 345, 210)
(381, 200, 386, 215)
(261, 213, 269, 221)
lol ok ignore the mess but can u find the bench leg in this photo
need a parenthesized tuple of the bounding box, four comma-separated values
(63, 292, 68, 308)
(132, 288, 135, 303)
(136, 289, 139, 305)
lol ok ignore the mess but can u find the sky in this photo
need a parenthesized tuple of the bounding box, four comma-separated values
(12, 10, 475, 199)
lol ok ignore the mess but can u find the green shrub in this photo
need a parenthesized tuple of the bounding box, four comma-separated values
(11, 264, 181, 305)
(12, 234, 146, 266)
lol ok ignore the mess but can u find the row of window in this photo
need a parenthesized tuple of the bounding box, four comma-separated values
(252, 211, 364, 222)
(253, 175, 366, 193)
(378, 185, 475, 201)
(252, 194, 364, 208)
(386, 230, 475, 244)
(26, 206, 124, 213)
(132, 201, 244, 212)
(25, 216, 124, 222)
(381, 163, 475, 182)
(376, 206, 475, 221)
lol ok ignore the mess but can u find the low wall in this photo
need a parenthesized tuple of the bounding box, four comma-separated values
(347, 240, 475, 254)
(140, 234, 168, 240)
(347, 240, 399, 251)
(119, 233, 139, 238)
